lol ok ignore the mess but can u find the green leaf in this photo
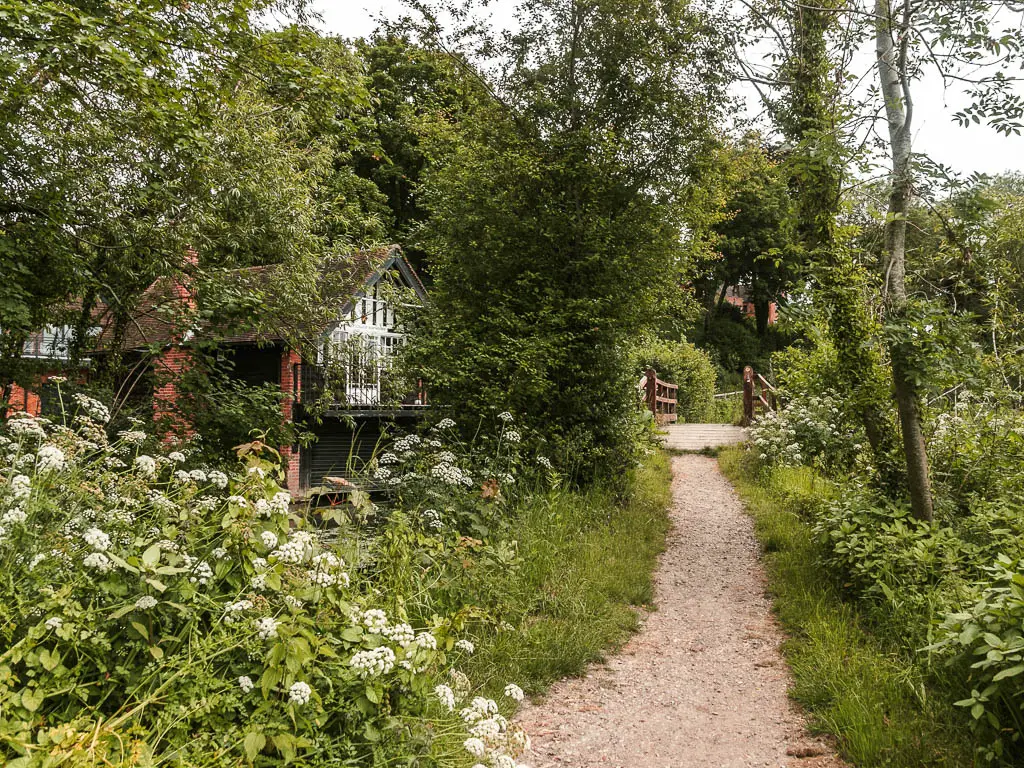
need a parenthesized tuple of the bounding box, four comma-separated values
(243, 731, 266, 762)
(130, 621, 150, 642)
(148, 645, 164, 660)
(365, 682, 382, 704)
(142, 543, 161, 567)
(20, 688, 43, 712)
(39, 648, 61, 672)
(993, 664, 1024, 681)
(972, 702, 985, 720)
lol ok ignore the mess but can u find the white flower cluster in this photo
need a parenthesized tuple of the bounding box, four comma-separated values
(308, 551, 348, 587)
(455, 694, 530, 767)
(45, 616, 63, 631)
(134, 455, 157, 476)
(7, 414, 46, 439)
(188, 560, 213, 585)
(434, 418, 456, 430)
(393, 434, 422, 452)
(497, 412, 514, 423)
(288, 681, 312, 706)
(436, 451, 458, 465)
(223, 599, 254, 623)
(83, 552, 113, 572)
(421, 508, 442, 531)
(36, 445, 66, 474)
(208, 470, 229, 489)
(361, 609, 389, 633)
(432, 463, 469, 486)
(435, 683, 456, 711)
(503, 430, 521, 445)
(260, 531, 279, 550)
(537, 456, 553, 470)
(504, 683, 524, 702)
(2, 506, 26, 525)
(350, 646, 395, 677)
(168, 451, 186, 463)
(11, 474, 31, 500)
(378, 452, 399, 465)
(117, 429, 147, 445)
(373, 467, 392, 481)
(256, 617, 278, 640)
(83, 527, 111, 552)
(238, 675, 255, 693)
(271, 530, 314, 564)
(135, 595, 158, 610)
(382, 622, 415, 645)
(455, 639, 476, 654)
(73, 393, 110, 423)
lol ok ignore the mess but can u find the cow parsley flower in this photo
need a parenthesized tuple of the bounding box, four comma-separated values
(271, 492, 291, 514)
(497, 411, 514, 423)
(414, 631, 437, 650)
(7, 415, 46, 438)
(188, 469, 207, 483)
(350, 646, 395, 677)
(422, 508, 442, 530)
(463, 737, 486, 758)
(223, 599, 254, 624)
(247, 466, 265, 479)
(435, 684, 456, 711)
(73, 393, 110, 423)
(212, 546, 229, 560)
(83, 527, 111, 552)
(379, 452, 399, 465)
(45, 616, 63, 631)
(134, 455, 157, 476)
(83, 552, 113, 572)
(168, 451, 186, 463)
(10, 475, 31, 500)
(288, 681, 312, 706)
(1, 507, 26, 525)
(238, 675, 254, 693)
(36, 445, 66, 473)
(455, 639, 476, 654)
(228, 495, 248, 509)
(29, 553, 46, 569)
(173, 470, 192, 485)
(256, 617, 278, 640)
(208, 470, 228, 489)
(189, 560, 213, 585)
(117, 429, 147, 445)
(434, 418, 456, 430)
(260, 531, 279, 550)
(373, 467, 392, 481)
(135, 596, 158, 610)
(382, 622, 415, 646)
(504, 683, 525, 702)
(361, 609, 388, 633)
(504, 430, 521, 444)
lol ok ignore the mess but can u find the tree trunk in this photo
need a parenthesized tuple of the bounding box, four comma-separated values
(876, 0, 933, 522)
(783, 0, 903, 489)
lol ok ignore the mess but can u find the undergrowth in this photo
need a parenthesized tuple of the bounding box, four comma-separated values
(459, 452, 673, 698)
(719, 446, 974, 767)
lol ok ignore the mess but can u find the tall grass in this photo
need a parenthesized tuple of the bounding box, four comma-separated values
(465, 453, 673, 696)
(719, 447, 974, 767)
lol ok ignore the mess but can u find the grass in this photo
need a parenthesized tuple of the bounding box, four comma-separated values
(718, 446, 975, 767)
(464, 452, 673, 697)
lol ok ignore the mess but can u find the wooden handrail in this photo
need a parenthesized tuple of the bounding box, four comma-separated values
(742, 366, 777, 426)
(642, 368, 678, 425)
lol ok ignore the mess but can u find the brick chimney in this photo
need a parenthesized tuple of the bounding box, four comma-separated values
(153, 247, 200, 440)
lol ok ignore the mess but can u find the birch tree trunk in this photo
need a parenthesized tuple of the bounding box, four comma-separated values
(875, 0, 934, 522)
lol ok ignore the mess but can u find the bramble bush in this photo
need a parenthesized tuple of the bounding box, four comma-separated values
(0, 390, 532, 767)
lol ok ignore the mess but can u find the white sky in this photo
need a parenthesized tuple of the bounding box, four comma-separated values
(313, 0, 1024, 177)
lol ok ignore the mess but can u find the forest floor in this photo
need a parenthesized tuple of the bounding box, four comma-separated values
(515, 454, 849, 768)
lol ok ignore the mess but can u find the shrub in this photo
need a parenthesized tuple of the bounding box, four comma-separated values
(630, 336, 716, 423)
(0, 396, 529, 767)
(749, 394, 861, 473)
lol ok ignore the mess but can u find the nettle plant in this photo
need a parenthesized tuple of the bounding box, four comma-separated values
(0, 392, 530, 767)
(748, 394, 860, 473)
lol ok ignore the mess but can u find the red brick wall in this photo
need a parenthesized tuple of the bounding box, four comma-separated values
(279, 350, 302, 497)
(153, 346, 193, 440)
(7, 383, 41, 416)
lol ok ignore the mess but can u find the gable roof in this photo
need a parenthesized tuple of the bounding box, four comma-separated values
(93, 245, 426, 351)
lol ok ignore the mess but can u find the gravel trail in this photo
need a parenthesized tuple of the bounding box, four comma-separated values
(515, 454, 847, 768)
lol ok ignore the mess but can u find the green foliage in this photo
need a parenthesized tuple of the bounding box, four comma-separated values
(719, 447, 974, 767)
(402, 0, 727, 480)
(630, 336, 716, 423)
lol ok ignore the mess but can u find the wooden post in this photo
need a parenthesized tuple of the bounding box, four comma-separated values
(645, 368, 658, 417)
(742, 366, 755, 427)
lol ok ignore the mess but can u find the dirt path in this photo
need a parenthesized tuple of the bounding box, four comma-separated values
(515, 454, 847, 768)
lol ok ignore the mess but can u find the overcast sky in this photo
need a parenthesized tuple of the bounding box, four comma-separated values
(313, 0, 1024, 178)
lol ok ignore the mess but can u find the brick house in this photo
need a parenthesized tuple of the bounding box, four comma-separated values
(9, 246, 428, 499)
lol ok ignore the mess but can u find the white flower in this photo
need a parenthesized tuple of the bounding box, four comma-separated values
(173, 470, 192, 485)
(435, 684, 456, 711)
(238, 675, 254, 693)
(422, 509, 442, 531)
(504, 430, 521, 444)
(504, 683, 524, 702)
(254, 499, 271, 517)
(212, 546, 229, 560)
(431, 463, 465, 485)
(168, 451, 186, 463)
(435, 418, 456, 430)
(350, 646, 396, 677)
(537, 456, 553, 470)
(83, 527, 111, 552)
(83, 552, 113, 572)
(223, 599, 254, 623)
(271, 492, 291, 514)
(189, 560, 213, 585)
(284, 595, 304, 609)
(188, 469, 207, 483)
(247, 466, 265, 479)
(1, 507, 27, 525)
(463, 737, 486, 758)
(228, 495, 248, 509)
(73, 393, 110, 423)
(288, 681, 312, 706)
(251, 573, 268, 591)
(379, 452, 399, 465)
(45, 616, 63, 630)
(361, 609, 389, 633)
(134, 455, 157, 476)
(117, 429, 147, 445)
(208, 470, 228, 489)
(455, 639, 476, 654)
(10, 475, 31, 500)
(260, 531, 279, 550)
(497, 411, 514, 423)
(256, 617, 278, 640)
(135, 595, 158, 610)
(383, 622, 415, 646)
(28, 553, 46, 569)
(373, 467, 392, 481)
(414, 631, 437, 650)
(36, 445, 66, 473)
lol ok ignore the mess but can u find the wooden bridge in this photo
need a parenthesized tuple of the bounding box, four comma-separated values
(641, 365, 775, 451)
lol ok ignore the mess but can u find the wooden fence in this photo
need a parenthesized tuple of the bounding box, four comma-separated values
(741, 365, 777, 426)
(640, 368, 678, 425)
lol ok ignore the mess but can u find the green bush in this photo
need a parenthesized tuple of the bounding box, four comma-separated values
(630, 336, 716, 423)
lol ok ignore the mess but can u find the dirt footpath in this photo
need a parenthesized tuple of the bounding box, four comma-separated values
(515, 454, 847, 768)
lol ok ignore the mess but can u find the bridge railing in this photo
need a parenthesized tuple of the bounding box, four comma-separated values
(741, 365, 777, 426)
(640, 368, 678, 425)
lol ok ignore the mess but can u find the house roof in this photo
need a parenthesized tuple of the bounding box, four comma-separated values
(93, 245, 426, 351)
